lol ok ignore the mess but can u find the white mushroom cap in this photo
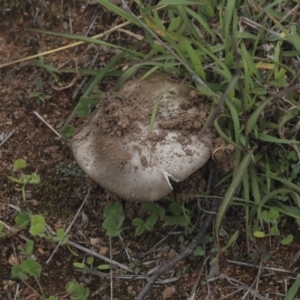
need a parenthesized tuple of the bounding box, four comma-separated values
(71, 72, 214, 202)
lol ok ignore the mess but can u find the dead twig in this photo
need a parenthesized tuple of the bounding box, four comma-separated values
(207, 274, 268, 300)
(33, 111, 61, 138)
(227, 259, 290, 273)
(0, 130, 16, 148)
(68, 240, 133, 273)
(187, 256, 210, 300)
(136, 165, 220, 300)
(46, 188, 91, 264)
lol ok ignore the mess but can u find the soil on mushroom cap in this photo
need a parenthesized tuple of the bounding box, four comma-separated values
(95, 72, 214, 168)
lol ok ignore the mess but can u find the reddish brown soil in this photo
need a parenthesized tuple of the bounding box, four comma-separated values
(1, 1, 300, 300)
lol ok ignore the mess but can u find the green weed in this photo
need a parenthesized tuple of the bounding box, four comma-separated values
(7, 159, 40, 201)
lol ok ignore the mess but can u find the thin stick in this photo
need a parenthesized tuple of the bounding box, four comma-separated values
(33, 111, 61, 138)
(0, 130, 16, 147)
(110, 236, 113, 300)
(271, 3, 300, 31)
(92, 270, 178, 283)
(0, 5, 168, 69)
(68, 7, 73, 34)
(13, 283, 20, 300)
(118, 233, 133, 263)
(68, 240, 133, 273)
(75, 8, 99, 52)
(227, 259, 290, 273)
(208, 274, 268, 300)
(46, 188, 91, 264)
(136, 166, 219, 300)
(219, 288, 244, 300)
(187, 256, 210, 300)
(242, 260, 262, 300)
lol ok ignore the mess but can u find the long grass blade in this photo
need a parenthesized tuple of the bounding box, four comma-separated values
(215, 151, 252, 239)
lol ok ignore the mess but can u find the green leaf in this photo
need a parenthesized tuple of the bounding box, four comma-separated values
(164, 216, 178, 226)
(20, 259, 41, 277)
(270, 225, 280, 236)
(102, 203, 125, 237)
(75, 98, 91, 117)
(56, 228, 66, 240)
(29, 215, 45, 236)
(54, 228, 68, 244)
(144, 223, 152, 231)
(132, 218, 144, 226)
(18, 240, 34, 256)
(13, 159, 27, 171)
(102, 218, 123, 237)
(253, 231, 266, 238)
(135, 226, 145, 236)
(66, 280, 90, 299)
(262, 210, 269, 223)
(103, 202, 124, 218)
(177, 215, 189, 227)
(7, 176, 23, 184)
(97, 264, 111, 270)
(86, 256, 94, 265)
(168, 202, 182, 216)
(221, 230, 239, 252)
(141, 203, 165, 219)
(284, 274, 300, 300)
(73, 262, 85, 269)
(269, 209, 279, 220)
(281, 234, 293, 245)
(12, 266, 29, 280)
(60, 125, 76, 139)
(29, 173, 41, 184)
(30, 91, 42, 98)
(15, 212, 30, 227)
(192, 246, 204, 257)
(168, 16, 181, 32)
(146, 213, 158, 227)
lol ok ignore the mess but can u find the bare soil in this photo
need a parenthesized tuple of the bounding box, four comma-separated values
(1, 1, 300, 300)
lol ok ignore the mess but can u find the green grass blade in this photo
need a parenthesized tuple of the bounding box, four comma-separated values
(216, 151, 252, 238)
(257, 133, 300, 145)
(250, 163, 263, 227)
(97, 0, 139, 25)
(214, 117, 243, 150)
(182, 39, 205, 79)
(284, 275, 300, 300)
(185, 7, 215, 39)
(246, 84, 300, 134)
(176, 6, 202, 42)
(158, 0, 208, 5)
(148, 86, 172, 133)
(222, 0, 236, 46)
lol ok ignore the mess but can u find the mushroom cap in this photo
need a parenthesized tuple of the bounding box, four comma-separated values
(71, 72, 213, 202)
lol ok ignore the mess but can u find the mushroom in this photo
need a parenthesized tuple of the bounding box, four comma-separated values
(71, 72, 214, 202)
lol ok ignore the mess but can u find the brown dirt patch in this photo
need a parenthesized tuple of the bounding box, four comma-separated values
(1, 2, 300, 300)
